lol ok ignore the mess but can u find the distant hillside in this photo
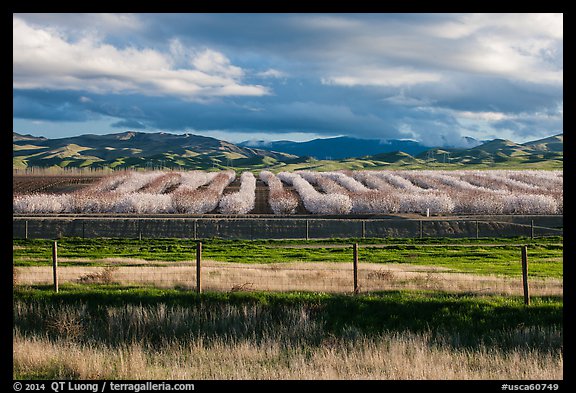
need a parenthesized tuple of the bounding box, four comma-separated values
(13, 131, 562, 171)
(274, 133, 562, 171)
(522, 134, 563, 152)
(12, 131, 298, 170)
(413, 135, 564, 166)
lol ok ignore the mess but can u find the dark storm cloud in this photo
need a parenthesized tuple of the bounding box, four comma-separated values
(13, 91, 100, 122)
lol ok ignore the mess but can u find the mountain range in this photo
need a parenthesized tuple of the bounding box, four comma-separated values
(13, 131, 563, 171)
(239, 135, 485, 160)
(239, 137, 436, 160)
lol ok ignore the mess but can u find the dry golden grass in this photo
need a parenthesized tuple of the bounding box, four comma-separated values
(14, 261, 563, 296)
(13, 330, 562, 380)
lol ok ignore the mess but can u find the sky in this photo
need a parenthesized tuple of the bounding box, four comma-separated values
(13, 13, 563, 146)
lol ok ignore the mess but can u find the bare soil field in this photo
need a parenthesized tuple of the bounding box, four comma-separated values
(13, 175, 100, 195)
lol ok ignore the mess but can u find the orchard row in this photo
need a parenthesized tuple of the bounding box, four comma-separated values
(13, 169, 562, 215)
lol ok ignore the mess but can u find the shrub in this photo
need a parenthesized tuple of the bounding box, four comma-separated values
(77, 266, 119, 284)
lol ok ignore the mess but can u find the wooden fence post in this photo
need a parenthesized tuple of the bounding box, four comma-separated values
(52, 240, 59, 293)
(306, 220, 309, 241)
(196, 241, 202, 294)
(24, 220, 28, 240)
(521, 245, 530, 305)
(353, 243, 359, 294)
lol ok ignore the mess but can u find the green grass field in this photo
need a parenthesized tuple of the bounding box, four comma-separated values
(13, 236, 563, 278)
(14, 286, 562, 344)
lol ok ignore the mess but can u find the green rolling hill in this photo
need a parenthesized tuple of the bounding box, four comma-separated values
(13, 131, 562, 171)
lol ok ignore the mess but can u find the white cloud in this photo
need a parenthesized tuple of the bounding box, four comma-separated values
(95, 13, 143, 31)
(256, 69, 287, 78)
(424, 13, 562, 40)
(420, 13, 563, 84)
(455, 110, 508, 122)
(322, 67, 442, 87)
(13, 17, 268, 99)
(14, 13, 144, 37)
(190, 48, 244, 78)
(309, 13, 562, 87)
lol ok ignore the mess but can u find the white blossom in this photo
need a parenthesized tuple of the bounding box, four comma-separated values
(260, 171, 299, 215)
(219, 171, 256, 214)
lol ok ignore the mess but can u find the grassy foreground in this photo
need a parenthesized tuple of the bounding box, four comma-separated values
(13, 286, 563, 380)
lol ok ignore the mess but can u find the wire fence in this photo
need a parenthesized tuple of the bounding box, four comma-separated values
(13, 215, 563, 240)
(13, 240, 563, 299)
